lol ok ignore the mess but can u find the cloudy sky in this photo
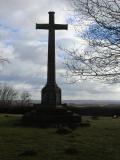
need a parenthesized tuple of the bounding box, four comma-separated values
(0, 0, 120, 101)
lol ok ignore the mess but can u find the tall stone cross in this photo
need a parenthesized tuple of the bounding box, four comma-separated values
(36, 11, 68, 106)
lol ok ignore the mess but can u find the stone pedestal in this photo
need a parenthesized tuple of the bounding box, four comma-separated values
(41, 83, 61, 105)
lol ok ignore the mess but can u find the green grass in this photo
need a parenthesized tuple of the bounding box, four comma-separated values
(0, 114, 120, 160)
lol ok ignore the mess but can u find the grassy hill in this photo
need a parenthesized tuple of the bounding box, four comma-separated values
(0, 114, 120, 160)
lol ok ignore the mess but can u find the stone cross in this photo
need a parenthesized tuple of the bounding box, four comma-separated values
(36, 11, 68, 106)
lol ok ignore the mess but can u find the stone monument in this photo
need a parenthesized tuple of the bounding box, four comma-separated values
(36, 11, 68, 106)
(22, 12, 82, 127)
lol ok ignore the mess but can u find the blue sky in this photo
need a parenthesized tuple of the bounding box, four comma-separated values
(0, 0, 120, 100)
(82, 23, 120, 44)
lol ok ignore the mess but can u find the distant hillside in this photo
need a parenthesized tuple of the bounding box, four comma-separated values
(32, 100, 120, 106)
(63, 100, 120, 106)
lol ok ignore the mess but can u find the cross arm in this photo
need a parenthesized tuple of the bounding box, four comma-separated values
(36, 23, 49, 30)
(54, 24, 68, 30)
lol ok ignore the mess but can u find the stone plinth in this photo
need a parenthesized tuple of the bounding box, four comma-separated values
(22, 106, 82, 128)
(41, 83, 61, 105)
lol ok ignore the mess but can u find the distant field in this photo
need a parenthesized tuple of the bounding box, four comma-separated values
(0, 114, 120, 160)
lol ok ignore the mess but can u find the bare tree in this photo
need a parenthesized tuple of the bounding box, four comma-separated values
(20, 91, 31, 106)
(65, 0, 120, 82)
(0, 84, 18, 106)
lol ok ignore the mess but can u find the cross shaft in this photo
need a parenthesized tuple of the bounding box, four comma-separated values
(36, 11, 68, 105)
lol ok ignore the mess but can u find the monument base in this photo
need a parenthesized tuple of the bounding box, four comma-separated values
(22, 104, 82, 128)
(41, 83, 61, 105)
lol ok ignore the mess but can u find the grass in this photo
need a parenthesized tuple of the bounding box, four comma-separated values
(0, 114, 120, 160)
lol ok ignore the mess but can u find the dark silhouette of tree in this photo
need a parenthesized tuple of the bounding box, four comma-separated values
(0, 84, 18, 105)
(20, 91, 31, 106)
(65, 0, 120, 82)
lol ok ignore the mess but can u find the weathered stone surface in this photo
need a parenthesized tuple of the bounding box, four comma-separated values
(22, 106, 82, 127)
(41, 83, 61, 105)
